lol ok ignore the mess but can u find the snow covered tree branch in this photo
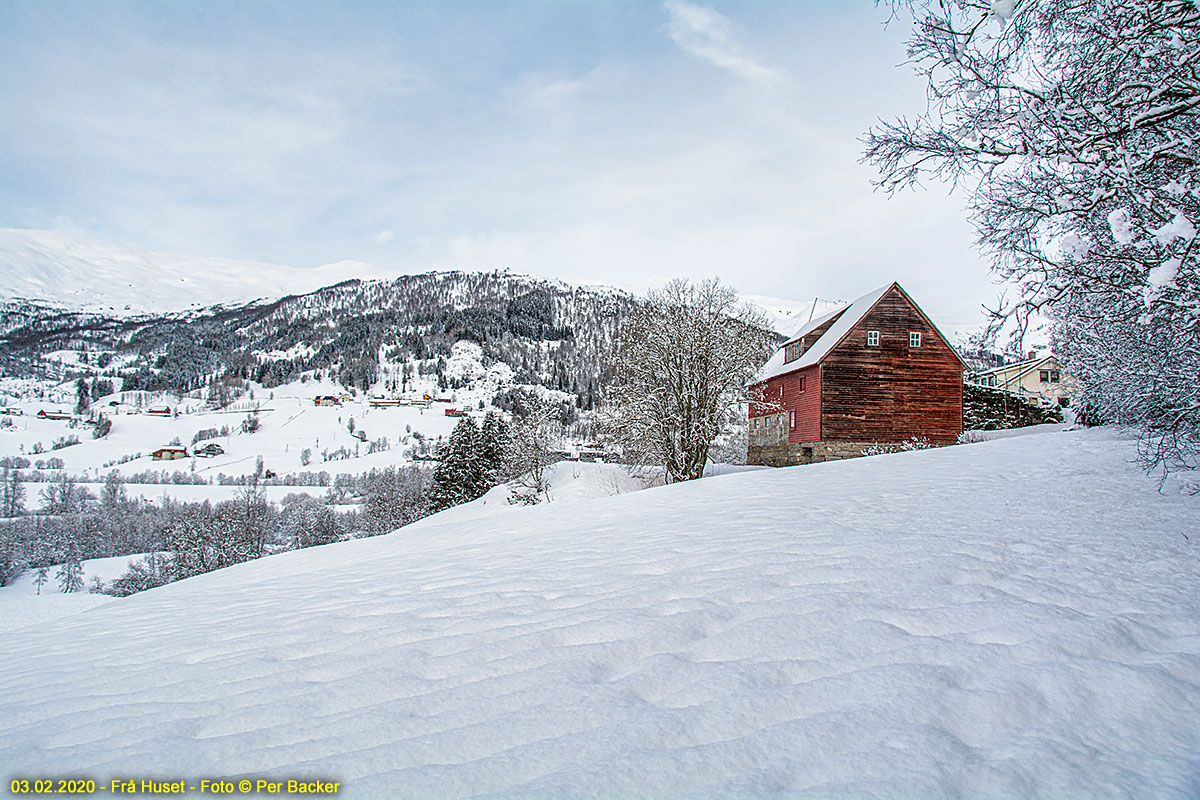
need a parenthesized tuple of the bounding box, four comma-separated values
(599, 278, 778, 483)
(866, 0, 1200, 473)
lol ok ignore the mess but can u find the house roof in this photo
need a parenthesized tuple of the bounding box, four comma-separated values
(752, 283, 892, 383)
(975, 354, 1060, 383)
(752, 281, 966, 385)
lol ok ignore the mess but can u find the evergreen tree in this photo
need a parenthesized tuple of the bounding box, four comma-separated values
(33, 565, 48, 595)
(478, 412, 511, 487)
(56, 556, 83, 593)
(429, 417, 489, 511)
(75, 378, 90, 415)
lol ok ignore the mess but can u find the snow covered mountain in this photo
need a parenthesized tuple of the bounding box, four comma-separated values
(0, 228, 819, 327)
(0, 227, 403, 314)
(1, 427, 1196, 797)
(741, 293, 848, 336)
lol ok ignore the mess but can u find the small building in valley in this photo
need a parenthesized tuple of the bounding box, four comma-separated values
(151, 446, 189, 461)
(748, 282, 965, 466)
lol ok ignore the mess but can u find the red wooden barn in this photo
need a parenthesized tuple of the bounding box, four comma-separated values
(748, 282, 965, 466)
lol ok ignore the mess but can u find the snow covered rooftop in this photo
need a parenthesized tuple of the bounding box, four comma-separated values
(0, 427, 1197, 797)
(753, 283, 892, 383)
(975, 353, 1060, 379)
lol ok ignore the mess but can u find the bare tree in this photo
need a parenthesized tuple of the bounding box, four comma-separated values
(600, 278, 778, 483)
(865, 0, 1200, 474)
(504, 390, 562, 503)
(1, 467, 25, 517)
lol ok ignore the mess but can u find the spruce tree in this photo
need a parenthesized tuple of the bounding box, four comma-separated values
(478, 412, 511, 486)
(429, 417, 487, 511)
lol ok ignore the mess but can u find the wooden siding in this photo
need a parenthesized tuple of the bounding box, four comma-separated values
(795, 313, 843, 359)
(819, 287, 963, 444)
(784, 366, 821, 443)
(750, 380, 784, 418)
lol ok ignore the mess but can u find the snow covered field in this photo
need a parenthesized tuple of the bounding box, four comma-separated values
(1, 427, 1197, 798)
(0, 554, 142, 633)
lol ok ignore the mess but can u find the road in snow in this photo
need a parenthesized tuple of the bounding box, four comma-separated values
(0, 427, 1197, 798)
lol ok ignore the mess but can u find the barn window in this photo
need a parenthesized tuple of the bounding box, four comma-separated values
(790, 411, 795, 429)
(798, 375, 806, 392)
(783, 341, 801, 363)
(909, 331, 922, 348)
(867, 330, 880, 346)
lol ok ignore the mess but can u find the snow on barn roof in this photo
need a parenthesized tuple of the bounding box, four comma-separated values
(752, 283, 893, 384)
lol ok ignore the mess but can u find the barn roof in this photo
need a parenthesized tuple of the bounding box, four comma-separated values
(752, 283, 892, 383)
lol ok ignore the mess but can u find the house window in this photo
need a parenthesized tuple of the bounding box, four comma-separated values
(909, 331, 922, 348)
(783, 341, 801, 363)
(753, 417, 760, 429)
(1039, 370, 1049, 382)
(765, 415, 773, 427)
(790, 411, 795, 429)
(867, 330, 880, 346)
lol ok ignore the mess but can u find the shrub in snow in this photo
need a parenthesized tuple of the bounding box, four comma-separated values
(192, 427, 220, 445)
(50, 435, 80, 451)
(92, 416, 111, 438)
(103, 554, 172, 597)
(964, 383, 1063, 431)
(860, 437, 936, 457)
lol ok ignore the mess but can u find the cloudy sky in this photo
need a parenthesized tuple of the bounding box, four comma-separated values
(0, 1, 1000, 335)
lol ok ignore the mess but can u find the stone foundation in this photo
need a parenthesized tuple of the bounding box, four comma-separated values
(747, 440, 887, 467)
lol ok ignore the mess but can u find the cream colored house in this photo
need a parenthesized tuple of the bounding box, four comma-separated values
(972, 354, 1075, 406)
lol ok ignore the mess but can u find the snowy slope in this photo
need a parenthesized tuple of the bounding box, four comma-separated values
(1, 428, 1197, 798)
(0, 555, 144, 633)
(0, 227, 401, 314)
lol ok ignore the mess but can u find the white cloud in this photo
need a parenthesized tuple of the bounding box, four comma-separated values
(663, 0, 781, 82)
(374, 229, 395, 244)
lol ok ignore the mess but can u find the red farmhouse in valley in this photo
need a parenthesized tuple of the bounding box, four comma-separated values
(747, 282, 965, 466)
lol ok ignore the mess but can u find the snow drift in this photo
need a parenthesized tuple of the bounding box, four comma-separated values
(1, 428, 1197, 798)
